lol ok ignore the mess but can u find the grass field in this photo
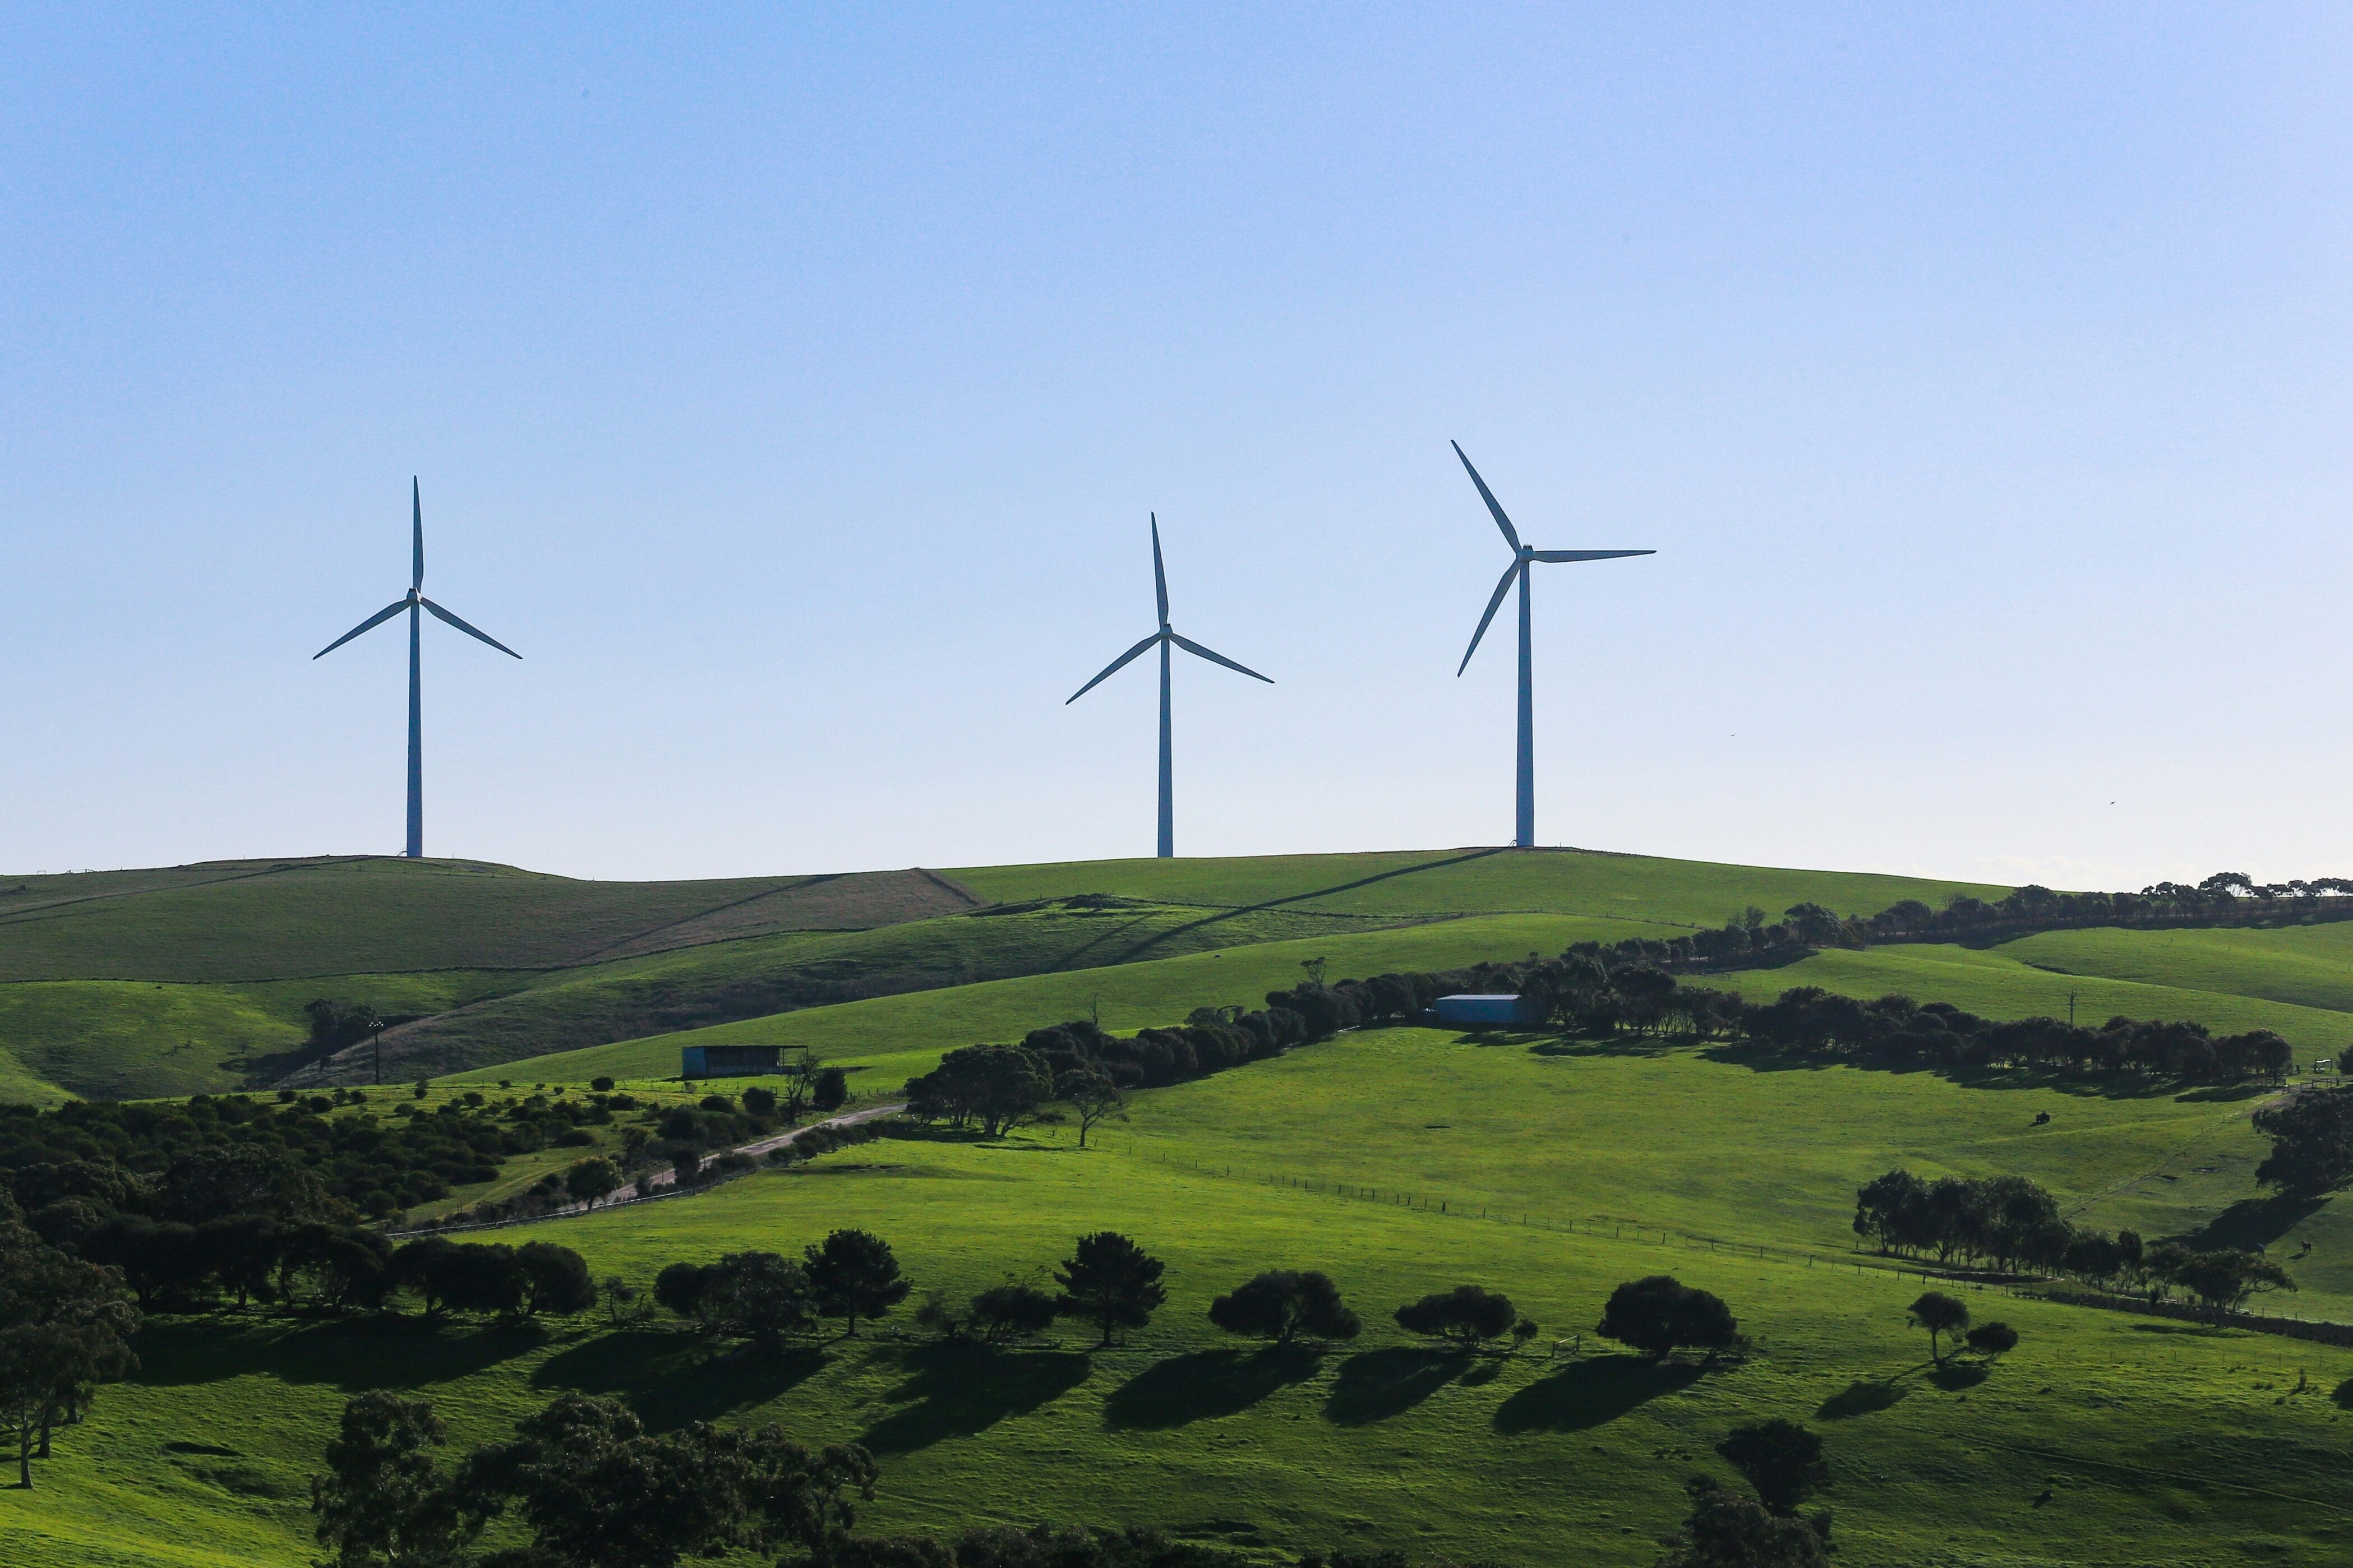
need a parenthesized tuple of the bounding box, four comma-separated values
(18, 849, 2353, 1565)
(11, 1033, 2353, 1567)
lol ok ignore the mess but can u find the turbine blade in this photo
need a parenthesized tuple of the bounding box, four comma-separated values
(1065, 631, 1162, 704)
(1529, 548, 1655, 563)
(1451, 441, 1521, 552)
(313, 599, 410, 660)
(412, 477, 424, 590)
(1170, 632, 1272, 684)
(420, 597, 522, 658)
(1456, 561, 1519, 676)
(1151, 513, 1169, 625)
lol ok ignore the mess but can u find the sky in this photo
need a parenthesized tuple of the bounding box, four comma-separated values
(4, 4, 2350, 889)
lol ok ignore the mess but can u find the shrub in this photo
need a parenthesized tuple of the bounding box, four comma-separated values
(1965, 1321, 2019, 1359)
(1595, 1276, 1738, 1361)
(1209, 1270, 1361, 1344)
(1717, 1418, 1829, 1514)
(1393, 1285, 1516, 1350)
(590, 1076, 616, 1092)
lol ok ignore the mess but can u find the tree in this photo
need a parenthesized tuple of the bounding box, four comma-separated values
(516, 1242, 597, 1319)
(2253, 1087, 2353, 1196)
(968, 1283, 1059, 1344)
(654, 1261, 713, 1326)
(813, 1067, 850, 1113)
(451, 1391, 878, 1568)
(310, 1391, 482, 1567)
(702, 1251, 813, 1352)
(565, 1158, 623, 1210)
(903, 1046, 1053, 1137)
(590, 1076, 616, 1093)
(1059, 1066, 1127, 1150)
(1054, 1232, 1166, 1348)
(1717, 1419, 1829, 1515)
(1656, 1480, 1829, 1568)
(1208, 1270, 1362, 1345)
(1595, 1276, 1739, 1361)
(804, 1230, 910, 1339)
(2170, 1248, 2295, 1321)
(1907, 1291, 1969, 1365)
(741, 1084, 779, 1117)
(1393, 1285, 1517, 1351)
(668, 1143, 705, 1188)
(1965, 1322, 2019, 1359)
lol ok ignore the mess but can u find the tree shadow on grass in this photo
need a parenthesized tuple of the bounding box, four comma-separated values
(1323, 1348, 1471, 1426)
(133, 1315, 549, 1392)
(530, 1329, 825, 1431)
(2331, 1377, 2353, 1410)
(1530, 1036, 1678, 1059)
(1815, 1379, 1907, 1420)
(1104, 1345, 1321, 1431)
(1490, 1355, 1700, 1434)
(1930, 1362, 1990, 1391)
(2166, 1195, 2329, 1253)
(862, 1340, 1093, 1453)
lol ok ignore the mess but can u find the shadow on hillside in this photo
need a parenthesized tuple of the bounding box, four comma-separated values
(1815, 1379, 1907, 1420)
(530, 1329, 824, 1431)
(1696, 1042, 2220, 1102)
(1103, 1345, 1321, 1431)
(1491, 1355, 1700, 1434)
(1929, 1361, 1989, 1391)
(1530, 1034, 1680, 1059)
(862, 1341, 1093, 1453)
(1323, 1348, 1470, 1426)
(135, 1315, 550, 1392)
(1090, 848, 1512, 968)
(2166, 1194, 2329, 1253)
(2174, 1084, 2273, 1104)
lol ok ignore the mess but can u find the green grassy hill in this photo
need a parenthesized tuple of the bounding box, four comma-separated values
(13, 1028, 2353, 1568)
(19, 847, 2353, 1565)
(0, 847, 2015, 1101)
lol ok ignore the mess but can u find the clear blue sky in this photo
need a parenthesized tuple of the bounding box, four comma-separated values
(5, 5, 2348, 887)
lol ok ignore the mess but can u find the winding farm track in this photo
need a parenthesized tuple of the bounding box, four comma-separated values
(391, 1100, 908, 1237)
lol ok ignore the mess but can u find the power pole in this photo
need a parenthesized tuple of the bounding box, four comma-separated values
(370, 1019, 384, 1086)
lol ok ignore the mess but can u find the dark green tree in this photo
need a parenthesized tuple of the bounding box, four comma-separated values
(1717, 1419, 1830, 1514)
(309, 1391, 483, 1567)
(1208, 1270, 1362, 1345)
(1054, 1232, 1166, 1348)
(702, 1251, 813, 1352)
(1965, 1322, 2019, 1359)
(1595, 1276, 1739, 1361)
(1656, 1479, 1829, 1568)
(1058, 1066, 1127, 1150)
(804, 1230, 910, 1339)
(968, 1283, 1059, 1344)
(1907, 1291, 1969, 1365)
(1393, 1285, 1517, 1351)
(516, 1242, 597, 1319)
(2253, 1087, 2353, 1196)
(813, 1067, 851, 1113)
(565, 1158, 623, 1210)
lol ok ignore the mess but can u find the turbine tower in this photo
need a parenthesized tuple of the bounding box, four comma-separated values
(1451, 441, 1653, 849)
(1067, 514, 1271, 858)
(314, 479, 520, 859)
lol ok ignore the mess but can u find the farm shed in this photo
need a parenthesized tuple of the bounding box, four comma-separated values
(680, 1044, 785, 1079)
(1428, 993, 1547, 1028)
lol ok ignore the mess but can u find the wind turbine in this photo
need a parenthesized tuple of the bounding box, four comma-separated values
(1451, 441, 1653, 849)
(1067, 515, 1271, 859)
(314, 479, 520, 859)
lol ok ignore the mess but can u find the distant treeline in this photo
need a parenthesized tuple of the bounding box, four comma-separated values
(1853, 1168, 2294, 1320)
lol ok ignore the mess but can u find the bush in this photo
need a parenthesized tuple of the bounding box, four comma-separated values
(1966, 1321, 2019, 1359)
(590, 1076, 615, 1092)
(1717, 1418, 1829, 1514)
(1595, 1276, 1738, 1361)
(1208, 1270, 1361, 1344)
(1393, 1285, 1516, 1350)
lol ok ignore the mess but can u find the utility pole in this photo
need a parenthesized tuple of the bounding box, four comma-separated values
(370, 1019, 384, 1086)
(2068, 992, 2077, 1028)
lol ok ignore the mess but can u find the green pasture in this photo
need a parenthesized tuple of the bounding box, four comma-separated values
(1703, 943, 2353, 1059)
(445, 914, 1663, 1088)
(950, 847, 2008, 927)
(1997, 923, 2353, 1016)
(12, 1090, 2353, 1567)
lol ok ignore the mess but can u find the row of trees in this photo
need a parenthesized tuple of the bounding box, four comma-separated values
(1855, 1168, 2296, 1319)
(0, 1188, 139, 1489)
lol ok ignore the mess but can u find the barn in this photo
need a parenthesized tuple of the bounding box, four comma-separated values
(680, 1044, 785, 1080)
(1427, 993, 1546, 1029)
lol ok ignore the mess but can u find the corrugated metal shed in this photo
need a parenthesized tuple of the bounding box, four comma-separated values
(1430, 993, 1546, 1028)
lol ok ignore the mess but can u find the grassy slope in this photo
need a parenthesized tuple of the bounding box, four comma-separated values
(0, 857, 977, 982)
(1997, 924, 2353, 1016)
(447, 914, 1665, 1088)
(950, 847, 2008, 925)
(336, 902, 1418, 1083)
(16, 1041, 2353, 1567)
